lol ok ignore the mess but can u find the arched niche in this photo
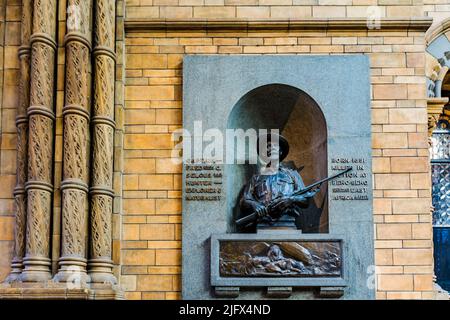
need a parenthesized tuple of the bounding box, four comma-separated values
(226, 84, 329, 233)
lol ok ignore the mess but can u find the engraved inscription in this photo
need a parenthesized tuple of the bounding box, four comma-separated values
(185, 159, 223, 201)
(330, 157, 369, 201)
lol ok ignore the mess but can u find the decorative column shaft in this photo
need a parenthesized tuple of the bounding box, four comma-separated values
(88, 0, 117, 284)
(53, 0, 92, 283)
(5, 0, 33, 283)
(20, 0, 57, 282)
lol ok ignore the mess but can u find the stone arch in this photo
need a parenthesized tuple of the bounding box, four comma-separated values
(426, 17, 450, 98)
(226, 83, 329, 233)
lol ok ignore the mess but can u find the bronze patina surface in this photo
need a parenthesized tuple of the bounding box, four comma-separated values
(219, 240, 341, 277)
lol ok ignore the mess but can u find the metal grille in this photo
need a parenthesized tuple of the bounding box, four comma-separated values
(432, 129, 450, 227)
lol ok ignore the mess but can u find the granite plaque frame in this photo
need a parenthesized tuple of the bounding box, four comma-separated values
(211, 233, 345, 287)
(182, 55, 374, 299)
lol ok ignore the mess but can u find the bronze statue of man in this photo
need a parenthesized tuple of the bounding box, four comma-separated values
(239, 133, 320, 229)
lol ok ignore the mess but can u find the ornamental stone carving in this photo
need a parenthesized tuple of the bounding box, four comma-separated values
(88, 0, 117, 285)
(5, 0, 33, 283)
(20, 0, 57, 283)
(53, 0, 92, 284)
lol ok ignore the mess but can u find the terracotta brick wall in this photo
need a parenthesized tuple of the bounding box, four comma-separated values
(0, 0, 438, 301)
(122, 25, 433, 299)
(126, 0, 424, 20)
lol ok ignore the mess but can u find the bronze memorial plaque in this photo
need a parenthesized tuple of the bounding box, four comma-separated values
(219, 240, 341, 277)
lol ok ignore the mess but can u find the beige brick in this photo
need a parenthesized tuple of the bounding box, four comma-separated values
(390, 157, 428, 173)
(383, 190, 417, 198)
(389, 109, 427, 124)
(386, 6, 423, 17)
(375, 249, 393, 265)
(156, 199, 181, 215)
(137, 275, 173, 291)
(0, 216, 14, 241)
(264, 38, 297, 46)
(378, 274, 413, 291)
(122, 249, 155, 266)
(384, 215, 418, 223)
(125, 109, 156, 125)
(126, 54, 167, 69)
(124, 158, 156, 174)
(373, 199, 392, 214)
(147, 266, 181, 275)
(160, 6, 193, 19)
(410, 173, 430, 189)
(120, 275, 137, 292)
(393, 249, 432, 266)
(404, 266, 433, 274)
(147, 241, 181, 249)
(124, 134, 173, 150)
(392, 199, 431, 214)
(373, 84, 407, 100)
(155, 249, 181, 266)
(407, 84, 426, 99)
(124, 175, 139, 190)
(376, 266, 403, 274)
(375, 174, 410, 190)
(236, 6, 270, 18)
(124, 292, 141, 300)
(372, 109, 389, 124)
(193, 6, 236, 18)
(0, 175, 15, 198)
(124, 199, 155, 215)
(403, 240, 432, 248)
(372, 157, 390, 173)
(155, 159, 181, 174)
(126, 7, 159, 19)
(386, 292, 422, 299)
(155, 109, 182, 125)
(377, 224, 411, 240)
(139, 174, 173, 190)
(375, 240, 402, 249)
(412, 223, 432, 240)
(313, 6, 346, 17)
(123, 224, 140, 241)
(373, 133, 408, 149)
(243, 46, 276, 54)
(271, 6, 312, 18)
(370, 53, 405, 67)
(125, 86, 174, 101)
(140, 224, 175, 240)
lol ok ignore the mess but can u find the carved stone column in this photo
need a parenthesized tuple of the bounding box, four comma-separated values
(5, 0, 33, 283)
(88, 0, 117, 284)
(20, 0, 57, 282)
(53, 0, 92, 283)
(428, 97, 449, 136)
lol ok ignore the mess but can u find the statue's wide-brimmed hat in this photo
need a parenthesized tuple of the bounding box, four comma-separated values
(257, 132, 289, 162)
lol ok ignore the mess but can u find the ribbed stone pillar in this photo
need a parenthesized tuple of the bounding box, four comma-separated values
(20, 0, 57, 282)
(5, 0, 33, 283)
(88, 0, 117, 284)
(53, 0, 92, 284)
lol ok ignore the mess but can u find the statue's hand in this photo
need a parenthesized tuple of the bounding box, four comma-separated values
(255, 205, 268, 218)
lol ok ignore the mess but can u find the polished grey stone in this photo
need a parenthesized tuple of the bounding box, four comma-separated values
(182, 55, 374, 300)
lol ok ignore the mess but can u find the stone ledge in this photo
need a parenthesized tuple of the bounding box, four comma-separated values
(125, 17, 433, 33)
(0, 282, 123, 300)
